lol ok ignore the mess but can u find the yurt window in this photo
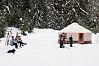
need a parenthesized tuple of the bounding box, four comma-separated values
(64, 33, 67, 38)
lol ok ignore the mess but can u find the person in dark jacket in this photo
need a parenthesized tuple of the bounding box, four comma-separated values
(17, 36, 27, 48)
(14, 38, 18, 49)
(69, 35, 73, 47)
(59, 33, 65, 48)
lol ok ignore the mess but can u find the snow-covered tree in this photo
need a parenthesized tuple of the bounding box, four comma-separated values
(0, 8, 6, 38)
(1, 0, 35, 35)
(88, 0, 99, 33)
(60, 0, 90, 27)
(0, 0, 99, 38)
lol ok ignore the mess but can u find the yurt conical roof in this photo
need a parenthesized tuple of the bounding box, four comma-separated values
(59, 23, 92, 33)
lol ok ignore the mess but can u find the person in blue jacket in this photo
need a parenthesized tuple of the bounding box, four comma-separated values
(10, 36, 18, 48)
(10, 36, 14, 46)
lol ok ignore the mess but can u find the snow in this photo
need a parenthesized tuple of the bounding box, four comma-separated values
(75, 0, 80, 6)
(20, 18, 22, 21)
(0, 27, 99, 66)
(47, 6, 51, 9)
(80, 8, 88, 14)
(3, 5, 10, 13)
(73, 8, 76, 12)
(65, 1, 71, 5)
(29, 9, 31, 12)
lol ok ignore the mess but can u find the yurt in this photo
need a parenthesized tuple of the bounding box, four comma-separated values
(58, 23, 92, 44)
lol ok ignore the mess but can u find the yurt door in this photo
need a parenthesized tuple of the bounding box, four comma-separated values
(78, 33, 84, 43)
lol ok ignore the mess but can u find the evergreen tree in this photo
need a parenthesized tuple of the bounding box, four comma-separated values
(0, 10, 6, 38)
(1, 0, 34, 35)
(56, 0, 90, 28)
(0, 0, 99, 38)
(88, 0, 99, 33)
(0, 0, 7, 38)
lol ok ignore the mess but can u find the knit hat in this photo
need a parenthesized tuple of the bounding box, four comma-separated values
(12, 36, 14, 38)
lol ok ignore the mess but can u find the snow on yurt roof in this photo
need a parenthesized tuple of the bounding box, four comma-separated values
(59, 23, 92, 33)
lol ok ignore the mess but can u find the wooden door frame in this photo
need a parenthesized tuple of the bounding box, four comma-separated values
(78, 33, 84, 43)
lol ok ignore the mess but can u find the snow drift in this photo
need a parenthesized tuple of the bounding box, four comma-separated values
(0, 27, 99, 66)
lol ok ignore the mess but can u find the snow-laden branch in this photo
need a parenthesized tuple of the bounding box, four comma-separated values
(72, 8, 78, 18)
(65, 1, 71, 6)
(75, 0, 80, 6)
(80, 8, 88, 15)
(72, 8, 76, 12)
(3, 5, 10, 13)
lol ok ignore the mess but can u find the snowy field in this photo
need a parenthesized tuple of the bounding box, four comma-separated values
(0, 28, 99, 66)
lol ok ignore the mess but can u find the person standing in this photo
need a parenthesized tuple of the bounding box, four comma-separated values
(59, 33, 65, 48)
(69, 35, 73, 47)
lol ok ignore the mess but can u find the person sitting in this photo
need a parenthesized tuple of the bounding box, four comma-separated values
(10, 36, 18, 49)
(17, 36, 27, 48)
(10, 36, 14, 46)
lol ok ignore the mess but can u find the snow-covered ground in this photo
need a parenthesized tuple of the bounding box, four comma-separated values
(0, 27, 99, 66)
